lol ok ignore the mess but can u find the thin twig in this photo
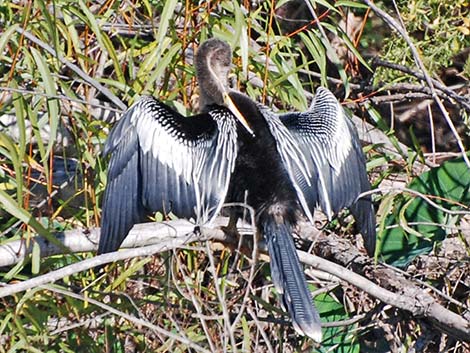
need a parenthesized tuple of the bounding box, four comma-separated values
(385, 221, 470, 232)
(380, 262, 469, 310)
(0, 86, 122, 113)
(373, 59, 470, 113)
(49, 313, 110, 335)
(174, 250, 218, 352)
(362, 0, 470, 167)
(225, 203, 258, 332)
(247, 307, 275, 353)
(16, 28, 126, 111)
(358, 186, 470, 216)
(44, 285, 210, 353)
(206, 241, 237, 352)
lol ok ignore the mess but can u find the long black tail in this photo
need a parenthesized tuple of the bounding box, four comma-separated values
(263, 218, 322, 342)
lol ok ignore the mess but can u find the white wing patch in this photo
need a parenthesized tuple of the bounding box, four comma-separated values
(132, 101, 195, 184)
(273, 87, 368, 222)
(123, 96, 238, 225)
(259, 105, 317, 223)
(195, 109, 238, 223)
(317, 101, 354, 176)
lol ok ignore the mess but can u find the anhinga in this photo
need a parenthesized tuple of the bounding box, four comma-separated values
(98, 38, 375, 342)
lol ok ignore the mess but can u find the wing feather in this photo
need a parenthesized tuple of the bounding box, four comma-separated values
(269, 88, 376, 255)
(98, 96, 238, 254)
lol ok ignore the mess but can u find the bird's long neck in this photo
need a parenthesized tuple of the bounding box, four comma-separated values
(196, 51, 229, 111)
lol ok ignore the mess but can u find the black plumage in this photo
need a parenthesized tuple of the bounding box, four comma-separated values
(98, 38, 376, 342)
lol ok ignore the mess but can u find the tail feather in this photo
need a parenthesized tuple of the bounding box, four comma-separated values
(264, 219, 322, 342)
(350, 197, 376, 257)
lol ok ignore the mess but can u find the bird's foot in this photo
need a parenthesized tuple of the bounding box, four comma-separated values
(220, 224, 241, 242)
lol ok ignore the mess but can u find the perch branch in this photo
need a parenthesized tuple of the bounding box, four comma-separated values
(0, 218, 468, 341)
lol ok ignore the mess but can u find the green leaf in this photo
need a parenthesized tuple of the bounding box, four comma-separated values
(142, 41, 182, 94)
(0, 132, 22, 203)
(336, 26, 372, 73)
(30, 47, 60, 161)
(335, 1, 370, 9)
(299, 31, 327, 86)
(0, 189, 69, 254)
(0, 24, 19, 57)
(108, 257, 152, 291)
(31, 241, 41, 274)
(380, 155, 470, 266)
(78, 0, 124, 83)
(232, 1, 249, 75)
(155, 0, 177, 52)
(315, 292, 360, 352)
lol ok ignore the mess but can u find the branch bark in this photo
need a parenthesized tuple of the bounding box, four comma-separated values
(0, 217, 468, 341)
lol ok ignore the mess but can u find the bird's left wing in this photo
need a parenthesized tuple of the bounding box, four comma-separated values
(98, 96, 238, 254)
(264, 88, 376, 255)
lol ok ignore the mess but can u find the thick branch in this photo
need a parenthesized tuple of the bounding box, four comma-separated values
(0, 220, 229, 297)
(0, 218, 468, 341)
(302, 225, 470, 341)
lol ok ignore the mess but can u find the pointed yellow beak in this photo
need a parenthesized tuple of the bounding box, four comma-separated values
(223, 92, 255, 136)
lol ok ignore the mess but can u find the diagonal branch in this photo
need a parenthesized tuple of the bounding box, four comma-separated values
(16, 28, 126, 111)
(362, 0, 470, 167)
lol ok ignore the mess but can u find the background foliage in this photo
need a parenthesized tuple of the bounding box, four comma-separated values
(0, 0, 469, 352)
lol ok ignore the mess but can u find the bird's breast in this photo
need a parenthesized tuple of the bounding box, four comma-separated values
(228, 117, 299, 218)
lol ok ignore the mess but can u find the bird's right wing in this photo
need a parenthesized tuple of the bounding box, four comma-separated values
(98, 96, 238, 254)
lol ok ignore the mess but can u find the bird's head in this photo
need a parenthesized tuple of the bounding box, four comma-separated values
(196, 38, 254, 135)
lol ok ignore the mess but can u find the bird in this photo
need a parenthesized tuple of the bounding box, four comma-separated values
(98, 38, 375, 342)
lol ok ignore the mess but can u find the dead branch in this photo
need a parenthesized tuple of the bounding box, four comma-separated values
(362, 0, 470, 167)
(372, 59, 470, 113)
(0, 217, 468, 341)
(301, 224, 470, 342)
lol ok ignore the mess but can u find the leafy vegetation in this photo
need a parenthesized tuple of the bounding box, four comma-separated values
(376, 0, 470, 82)
(380, 155, 470, 266)
(0, 0, 469, 352)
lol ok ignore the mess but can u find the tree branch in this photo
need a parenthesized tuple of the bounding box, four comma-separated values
(362, 0, 470, 167)
(0, 218, 468, 341)
(302, 229, 470, 341)
(372, 59, 470, 113)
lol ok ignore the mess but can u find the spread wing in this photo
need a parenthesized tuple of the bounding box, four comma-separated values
(266, 88, 376, 255)
(98, 96, 238, 254)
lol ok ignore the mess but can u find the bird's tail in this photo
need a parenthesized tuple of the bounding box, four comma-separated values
(263, 218, 322, 342)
